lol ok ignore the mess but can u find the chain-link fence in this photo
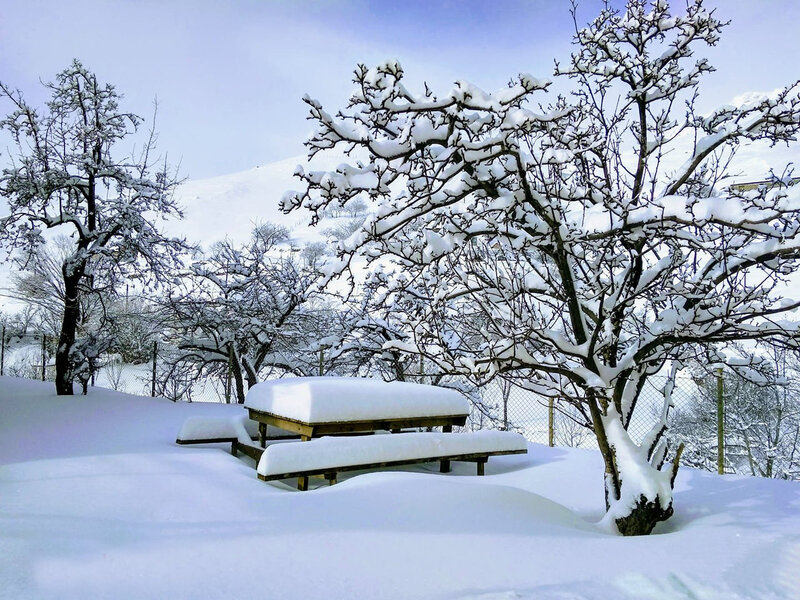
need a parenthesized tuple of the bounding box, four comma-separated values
(0, 334, 237, 403)
(0, 332, 715, 435)
(472, 375, 696, 450)
(0, 333, 698, 445)
(0, 331, 54, 382)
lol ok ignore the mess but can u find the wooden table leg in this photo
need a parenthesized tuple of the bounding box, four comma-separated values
(259, 423, 267, 448)
(441, 424, 453, 472)
(477, 457, 487, 476)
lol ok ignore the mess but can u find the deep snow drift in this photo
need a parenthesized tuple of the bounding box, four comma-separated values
(1, 377, 799, 599)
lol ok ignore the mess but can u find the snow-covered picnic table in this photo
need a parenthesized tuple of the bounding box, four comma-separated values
(243, 376, 470, 443)
(179, 377, 526, 491)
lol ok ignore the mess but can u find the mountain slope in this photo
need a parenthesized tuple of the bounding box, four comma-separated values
(173, 154, 346, 247)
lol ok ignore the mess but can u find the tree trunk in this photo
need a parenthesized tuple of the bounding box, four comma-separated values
(229, 344, 246, 404)
(613, 495, 675, 536)
(55, 273, 81, 396)
(243, 357, 258, 390)
(593, 404, 679, 536)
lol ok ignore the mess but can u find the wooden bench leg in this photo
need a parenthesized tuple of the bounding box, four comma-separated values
(477, 457, 487, 476)
(325, 472, 337, 486)
(297, 435, 312, 490)
(231, 441, 238, 457)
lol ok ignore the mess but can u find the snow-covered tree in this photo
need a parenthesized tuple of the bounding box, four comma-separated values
(0, 60, 187, 395)
(283, 0, 800, 534)
(162, 223, 322, 402)
(106, 295, 162, 364)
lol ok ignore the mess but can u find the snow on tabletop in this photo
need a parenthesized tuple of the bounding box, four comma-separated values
(244, 376, 470, 423)
(176, 414, 258, 444)
(258, 430, 526, 476)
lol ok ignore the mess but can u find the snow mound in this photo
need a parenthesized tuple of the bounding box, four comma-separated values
(176, 414, 258, 444)
(2, 376, 800, 600)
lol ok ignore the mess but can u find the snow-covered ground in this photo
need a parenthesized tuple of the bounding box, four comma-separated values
(1, 376, 799, 599)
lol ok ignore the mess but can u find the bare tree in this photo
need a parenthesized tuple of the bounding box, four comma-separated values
(0, 60, 187, 395)
(674, 352, 800, 479)
(162, 223, 320, 402)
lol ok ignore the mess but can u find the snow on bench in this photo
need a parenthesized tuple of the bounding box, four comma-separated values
(176, 414, 272, 461)
(176, 414, 259, 445)
(257, 430, 528, 489)
(244, 376, 470, 424)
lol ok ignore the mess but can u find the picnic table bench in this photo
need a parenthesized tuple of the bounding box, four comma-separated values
(256, 430, 528, 490)
(243, 376, 470, 442)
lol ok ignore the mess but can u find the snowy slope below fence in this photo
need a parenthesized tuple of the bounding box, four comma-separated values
(1, 376, 800, 600)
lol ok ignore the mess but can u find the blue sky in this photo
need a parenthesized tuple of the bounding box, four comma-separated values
(1, 0, 799, 180)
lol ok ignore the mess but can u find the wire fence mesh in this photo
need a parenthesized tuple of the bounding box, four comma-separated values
(2, 333, 695, 443)
(469, 374, 696, 450)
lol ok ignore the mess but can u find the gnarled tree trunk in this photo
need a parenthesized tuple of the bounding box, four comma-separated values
(55, 272, 82, 395)
(592, 401, 684, 535)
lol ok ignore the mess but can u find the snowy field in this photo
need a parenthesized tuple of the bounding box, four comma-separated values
(1, 376, 799, 600)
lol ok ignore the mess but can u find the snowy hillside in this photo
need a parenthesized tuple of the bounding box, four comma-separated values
(170, 136, 798, 252)
(173, 154, 348, 248)
(2, 376, 799, 599)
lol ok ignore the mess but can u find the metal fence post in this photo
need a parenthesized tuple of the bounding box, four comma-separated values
(151, 341, 158, 397)
(1, 325, 5, 377)
(717, 367, 724, 474)
(41, 334, 46, 381)
(548, 397, 555, 447)
(225, 344, 233, 404)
